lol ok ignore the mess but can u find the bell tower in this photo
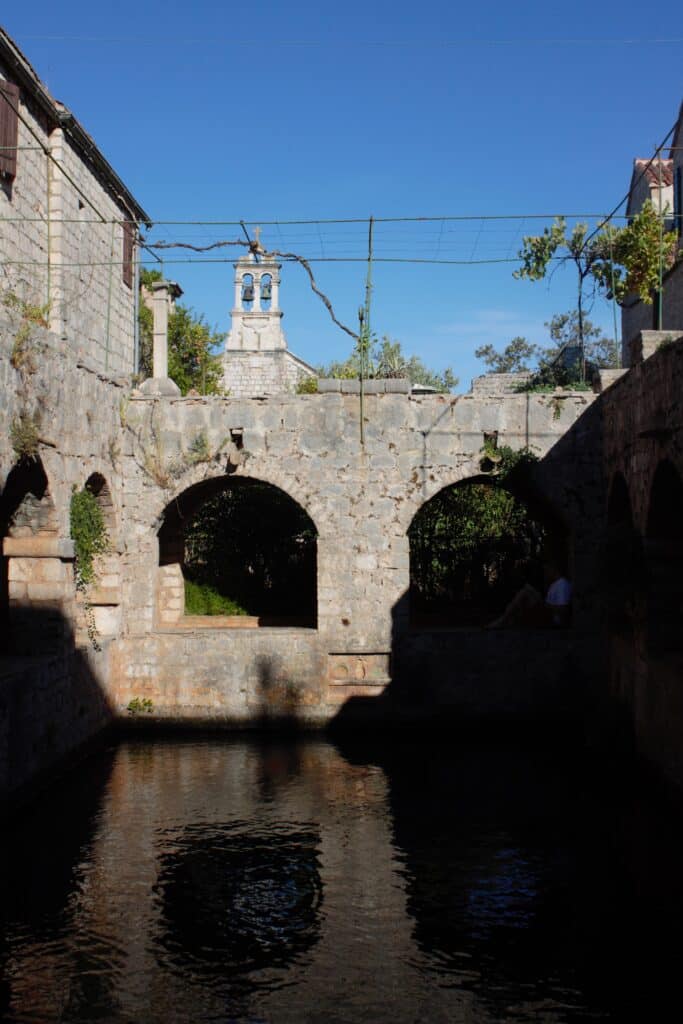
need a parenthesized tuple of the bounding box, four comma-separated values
(226, 231, 286, 351)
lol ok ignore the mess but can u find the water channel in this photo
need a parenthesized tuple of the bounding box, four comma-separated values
(2, 735, 682, 1023)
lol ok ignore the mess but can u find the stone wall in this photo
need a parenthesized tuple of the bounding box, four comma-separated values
(0, 68, 138, 376)
(621, 261, 683, 364)
(470, 372, 532, 395)
(1, 311, 126, 809)
(0, 69, 51, 310)
(1, 306, 612, 806)
(222, 349, 315, 397)
(602, 336, 683, 791)
(110, 386, 603, 724)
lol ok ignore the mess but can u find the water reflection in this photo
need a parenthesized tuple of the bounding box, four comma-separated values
(155, 822, 322, 974)
(1, 736, 683, 1022)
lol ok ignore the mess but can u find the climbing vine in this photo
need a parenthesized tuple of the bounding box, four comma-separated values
(70, 487, 108, 587)
(70, 488, 109, 650)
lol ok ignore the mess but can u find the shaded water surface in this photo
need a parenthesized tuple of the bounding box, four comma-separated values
(2, 736, 683, 1022)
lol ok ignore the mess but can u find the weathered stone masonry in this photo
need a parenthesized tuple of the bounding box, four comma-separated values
(1, 304, 608, 804)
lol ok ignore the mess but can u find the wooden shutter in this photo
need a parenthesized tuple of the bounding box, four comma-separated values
(0, 80, 20, 180)
(122, 220, 134, 288)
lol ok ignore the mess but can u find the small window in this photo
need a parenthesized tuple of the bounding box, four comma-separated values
(0, 79, 20, 181)
(675, 166, 683, 238)
(122, 221, 134, 289)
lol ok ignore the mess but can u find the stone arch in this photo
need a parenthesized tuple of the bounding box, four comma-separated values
(83, 472, 117, 535)
(156, 473, 318, 627)
(1, 457, 58, 540)
(78, 472, 121, 641)
(0, 458, 68, 655)
(259, 273, 273, 311)
(241, 272, 255, 311)
(645, 459, 683, 657)
(149, 460, 323, 539)
(406, 471, 569, 627)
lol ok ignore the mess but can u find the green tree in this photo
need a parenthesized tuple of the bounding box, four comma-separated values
(474, 336, 537, 373)
(138, 269, 225, 395)
(408, 448, 547, 624)
(475, 311, 620, 388)
(318, 335, 457, 392)
(542, 312, 619, 370)
(514, 202, 680, 347)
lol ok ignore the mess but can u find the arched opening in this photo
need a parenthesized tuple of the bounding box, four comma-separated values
(259, 274, 272, 311)
(645, 460, 683, 658)
(605, 474, 640, 633)
(158, 476, 317, 627)
(83, 472, 116, 535)
(408, 477, 568, 628)
(241, 273, 254, 311)
(0, 458, 60, 654)
(77, 473, 121, 640)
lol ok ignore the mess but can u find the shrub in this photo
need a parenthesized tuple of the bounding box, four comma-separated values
(184, 578, 249, 616)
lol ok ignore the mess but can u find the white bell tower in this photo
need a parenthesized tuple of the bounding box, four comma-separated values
(226, 230, 286, 352)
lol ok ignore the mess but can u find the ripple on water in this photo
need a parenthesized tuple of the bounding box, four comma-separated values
(153, 820, 323, 991)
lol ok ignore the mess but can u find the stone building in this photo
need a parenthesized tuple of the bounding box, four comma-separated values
(621, 100, 683, 363)
(0, 28, 149, 375)
(222, 245, 316, 397)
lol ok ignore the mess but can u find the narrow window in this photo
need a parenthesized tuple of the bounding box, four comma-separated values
(0, 80, 20, 181)
(122, 220, 134, 288)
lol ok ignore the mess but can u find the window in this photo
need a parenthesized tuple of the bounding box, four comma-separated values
(122, 220, 134, 288)
(675, 166, 683, 238)
(0, 79, 20, 181)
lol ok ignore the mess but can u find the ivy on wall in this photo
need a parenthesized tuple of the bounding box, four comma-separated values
(70, 488, 108, 589)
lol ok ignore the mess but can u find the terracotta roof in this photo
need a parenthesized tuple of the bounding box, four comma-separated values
(633, 158, 674, 188)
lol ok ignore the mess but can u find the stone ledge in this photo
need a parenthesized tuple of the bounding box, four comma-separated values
(2, 537, 75, 559)
(156, 616, 317, 632)
(86, 586, 121, 607)
(325, 683, 388, 702)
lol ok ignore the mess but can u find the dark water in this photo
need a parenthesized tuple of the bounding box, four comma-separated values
(2, 736, 683, 1023)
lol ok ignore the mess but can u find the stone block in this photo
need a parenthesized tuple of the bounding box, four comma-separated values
(8, 581, 28, 601)
(7, 558, 32, 583)
(340, 379, 360, 394)
(93, 605, 121, 636)
(36, 559, 68, 582)
(27, 582, 67, 601)
(2, 537, 75, 559)
(318, 378, 341, 393)
(88, 585, 122, 606)
(384, 378, 411, 394)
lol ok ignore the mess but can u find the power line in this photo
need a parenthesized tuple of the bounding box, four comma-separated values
(0, 212, 633, 225)
(0, 255, 563, 268)
(584, 119, 679, 243)
(16, 34, 683, 46)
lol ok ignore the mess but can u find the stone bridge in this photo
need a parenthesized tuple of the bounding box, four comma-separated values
(4, 307, 683, 803)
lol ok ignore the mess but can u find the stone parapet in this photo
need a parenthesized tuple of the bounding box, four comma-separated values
(471, 372, 532, 395)
(628, 330, 683, 365)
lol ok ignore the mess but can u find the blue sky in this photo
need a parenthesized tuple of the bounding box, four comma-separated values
(4, 2, 682, 387)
